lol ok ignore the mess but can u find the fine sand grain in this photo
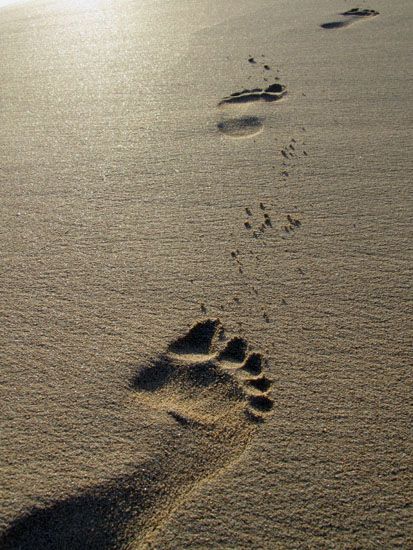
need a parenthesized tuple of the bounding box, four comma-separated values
(1, 0, 412, 548)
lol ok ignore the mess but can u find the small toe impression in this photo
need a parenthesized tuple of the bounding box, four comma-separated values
(245, 409, 265, 423)
(218, 337, 248, 363)
(249, 395, 274, 412)
(246, 376, 272, 392)
(242, 353, 263, 375)
(168, 319, 220, 355)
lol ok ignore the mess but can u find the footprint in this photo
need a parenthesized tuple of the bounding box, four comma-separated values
(321, 8, 379, 29)
(218, 82, 286, 106)
(217, 81, 286, 139)
(0, 320, 273, 549)
(135, 319, 273, 424)
(282, 214, 302, 238)
(217, 116, 264, 138)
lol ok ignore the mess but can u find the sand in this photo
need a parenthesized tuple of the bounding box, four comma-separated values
(0, 0, 412, 548)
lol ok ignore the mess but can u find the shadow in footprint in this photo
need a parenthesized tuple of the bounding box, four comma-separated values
(217, 116, 264, 138)
(247, 376, 272, 392)
(168, 318, 219, 355)
(242, 353, 263, 375)
(218, 336, 248, 362)
(132, 360, 173, 392)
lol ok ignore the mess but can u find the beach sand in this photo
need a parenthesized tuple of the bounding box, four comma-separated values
(0, 0, 412, 548)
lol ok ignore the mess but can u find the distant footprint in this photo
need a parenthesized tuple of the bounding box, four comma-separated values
(1, 320, 273, 549)
(321, 8, 379, 29)
(217, 115, 264, 138)
(217, 82, 286, 139)
(218, 82, 286, 106)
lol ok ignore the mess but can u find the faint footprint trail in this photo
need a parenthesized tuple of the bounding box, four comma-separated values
(321, 8, 379, 29)
(218, 80, 286, 139)
(0, 319, 273, 550)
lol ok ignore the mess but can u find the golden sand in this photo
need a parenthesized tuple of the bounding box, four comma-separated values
(1, 0, 411, 547)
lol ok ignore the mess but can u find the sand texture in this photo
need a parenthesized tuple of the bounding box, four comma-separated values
(0, 0, 412, 548)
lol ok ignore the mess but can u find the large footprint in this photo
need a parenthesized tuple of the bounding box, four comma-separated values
(134, 318, 273, 424)
(0, 319, 273, 549)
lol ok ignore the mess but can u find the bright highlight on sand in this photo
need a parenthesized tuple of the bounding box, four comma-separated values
(0, 0, 24, 7)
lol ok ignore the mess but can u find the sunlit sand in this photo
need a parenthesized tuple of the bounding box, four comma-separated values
(1, 0, 411, 548)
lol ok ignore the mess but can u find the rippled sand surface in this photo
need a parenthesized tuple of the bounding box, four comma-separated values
(1, 0, 411, 548)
